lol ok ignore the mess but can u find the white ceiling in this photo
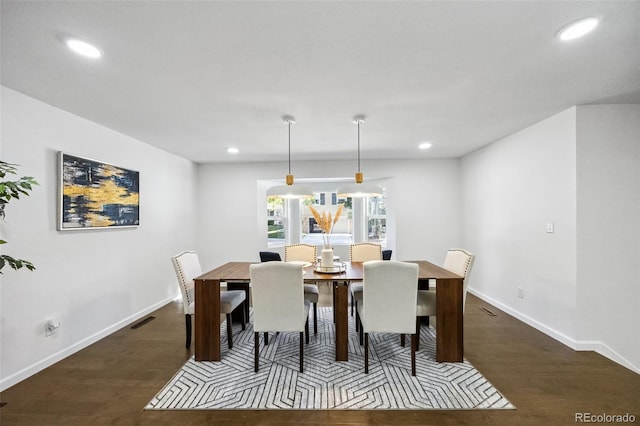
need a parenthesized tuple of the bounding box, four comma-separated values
(2, 1, 639, 164)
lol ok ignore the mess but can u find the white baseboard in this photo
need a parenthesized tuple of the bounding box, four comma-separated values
(0, 296, 175, 392)
(468, 288, 640, 375)
(573, 340, 640, 374)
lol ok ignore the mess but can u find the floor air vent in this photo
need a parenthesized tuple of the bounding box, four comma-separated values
(479, 307, 497, 316)
(131, 316, 156, 329)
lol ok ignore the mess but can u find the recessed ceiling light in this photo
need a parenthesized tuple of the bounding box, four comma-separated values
(557, 17, 599, 41)
(65, 38, 102, 58)
(418, 142, 432, 150)
(226, 147, 239, 154)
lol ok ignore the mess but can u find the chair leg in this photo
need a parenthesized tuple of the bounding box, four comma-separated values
(411, 333, 417, 376)
(400, 334, 405, 347)
(359, 317, 364, 345)
(226, 313, 233, 349)
(355, 306, 360, 332)
(364, 333, 369, 374)
(185, 314, 192, 349)
(241, 301, 246, 331)
(305, 317, 310, 344)
(254, 332, 259, 372)
(416, 317, 421, 351)
(299, 331, 304, 373)
(313, 303, 318, 334)
(264, 332, 269, 345)
(350, 292, 354, 316)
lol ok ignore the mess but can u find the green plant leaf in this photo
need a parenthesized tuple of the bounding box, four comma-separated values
(0, 161, 38, 273)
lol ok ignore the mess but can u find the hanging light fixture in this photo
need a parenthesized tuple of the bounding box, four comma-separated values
(337, 115, 383, 198)
(267, 116, 313, 199)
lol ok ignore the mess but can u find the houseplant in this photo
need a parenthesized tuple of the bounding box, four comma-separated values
(0, 161, 38, 272)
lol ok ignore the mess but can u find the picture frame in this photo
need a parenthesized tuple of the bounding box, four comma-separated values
(58, 152, 139, 230)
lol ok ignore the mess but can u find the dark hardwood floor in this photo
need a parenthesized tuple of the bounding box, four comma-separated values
(1, 286, 638, 425)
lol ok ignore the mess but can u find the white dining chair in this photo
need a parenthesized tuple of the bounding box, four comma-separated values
(415, 248, 475, 348)
(250, 261, 310, 373)
(349, 242, 382, 333)
(284, 243, 319, 334)
(357, 260, 419, 376)
(172, 251, 246, 349)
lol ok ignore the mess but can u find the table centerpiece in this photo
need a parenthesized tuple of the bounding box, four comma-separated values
(308, 204, 344, 268)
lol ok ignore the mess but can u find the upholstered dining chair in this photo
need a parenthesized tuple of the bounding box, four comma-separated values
(259, 251, 282, 262)
(414, 248, 475, 349)
(250, 262, 310, 373)
(284, 243, 319, 334)
(349, 243, 383, 331)
(357, 260, 419, 376)
(172, 251, 247, 350)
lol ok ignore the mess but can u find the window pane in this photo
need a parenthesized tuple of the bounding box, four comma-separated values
(368, 218, 386, 244)
(301, 192, 353, 245)
(367, 191, 386, 244)
(267, 196, 285, 246)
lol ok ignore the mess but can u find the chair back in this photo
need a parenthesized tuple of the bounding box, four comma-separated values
(382, 249, 392, 260)
(171, 251, 203, 315)
(350, 243, 382, 262)
(285, 244, 317, 263)
(443, 248, 476, 312)
(362, 260, 419, 334)
(250, 262, 307, 332)
(259, 251, 282, 262)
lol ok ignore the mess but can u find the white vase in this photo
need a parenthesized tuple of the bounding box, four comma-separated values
(321, 247, 334, 268)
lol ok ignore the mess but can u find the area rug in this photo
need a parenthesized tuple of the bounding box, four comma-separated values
(146, 307, 514, 410)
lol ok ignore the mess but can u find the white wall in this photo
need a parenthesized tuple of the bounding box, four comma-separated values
(0, 87, 198, 390)
(195, 159, 461, 269)
(575, 104, 640, 371)
(461, 109, 578, 344)
(462, 105, 640, 373)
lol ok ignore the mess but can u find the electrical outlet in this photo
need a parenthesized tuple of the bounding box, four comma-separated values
(517, 287, 524, 299)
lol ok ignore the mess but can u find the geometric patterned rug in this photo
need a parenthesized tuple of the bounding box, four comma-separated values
(145, 307, 514, 410)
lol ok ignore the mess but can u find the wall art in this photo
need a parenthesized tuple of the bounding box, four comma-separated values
(58, 152, 139, 230)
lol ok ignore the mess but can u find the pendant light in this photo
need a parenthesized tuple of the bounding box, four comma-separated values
(337, 115, 383, 198)
(267, 116, 313, 199)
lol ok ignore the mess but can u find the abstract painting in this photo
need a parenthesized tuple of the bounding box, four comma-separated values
(58, 152, 139, 230)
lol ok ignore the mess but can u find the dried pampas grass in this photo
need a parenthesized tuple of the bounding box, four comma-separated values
(308, 204, 344, 247)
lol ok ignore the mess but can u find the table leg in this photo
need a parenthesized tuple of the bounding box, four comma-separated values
(194, 278, 221, 361)
(334, 283, 349, 361)
(435, 278, 463, 362)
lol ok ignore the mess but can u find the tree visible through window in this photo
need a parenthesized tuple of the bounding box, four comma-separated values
(266, 196, 285, 245)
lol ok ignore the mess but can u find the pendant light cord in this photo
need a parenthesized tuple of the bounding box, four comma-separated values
(357, 120, 361, 173)
(288, 119, 292, 175)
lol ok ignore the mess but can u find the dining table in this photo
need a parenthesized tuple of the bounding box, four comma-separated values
(193, 260, 464, 363)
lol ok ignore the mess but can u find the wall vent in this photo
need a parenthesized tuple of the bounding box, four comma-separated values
(131, 316, 156, 329)
(479, 307, 497, 316)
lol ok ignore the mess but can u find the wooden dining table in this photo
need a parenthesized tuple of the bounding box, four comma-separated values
(193, 260, 464, 363)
